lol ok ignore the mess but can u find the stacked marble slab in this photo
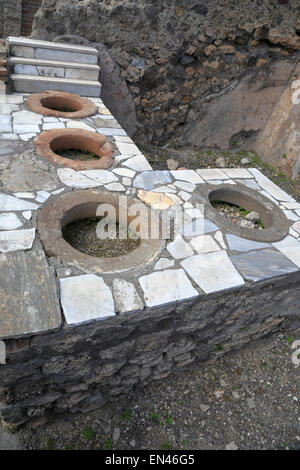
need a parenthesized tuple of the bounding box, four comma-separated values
(7, 37, 101, 97)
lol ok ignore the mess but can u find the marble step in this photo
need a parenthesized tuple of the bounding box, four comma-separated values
(11, 74, 101, 97)
(7, 36, 99, 65)
(9, 57, 100, 81)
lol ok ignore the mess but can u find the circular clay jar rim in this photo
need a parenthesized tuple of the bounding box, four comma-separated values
(34, 128, 114, 170)
(194, 183, 289, 243)
(38, 190, 165, 274)
(26, 90, 98, 119)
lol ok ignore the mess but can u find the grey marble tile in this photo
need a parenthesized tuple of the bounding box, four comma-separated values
(226, 234, 270, 252)
(181, 219, 219, 238)
(133, 171, 171, 190)
(230, 248, 298, 282)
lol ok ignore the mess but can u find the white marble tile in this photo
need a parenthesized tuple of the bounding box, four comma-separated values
(185, 207, 204, 219)
(283, 210, 299, 222)
(52, 188, 65, 195)
(178, 191, 192, 201)
(112, 168, 136, 178)
(289, 227, 300, 238)
(282, 202, 300, 210)
(292, 221, 300, 235)
(0, 95, 23, 104)
(13, 192, 35, 199)
(0, 115, 12, 132)
(113, 136, 134, 143)
(173, 180, 196, 192)
(97, 128, 127, 136)
(139, 269, 198, 307)
(116, 142, 141, 155)
(0, 193, 39, 211)
(249, 168, 295, 202)
(190, 234, 221, 253)
(171, 170, 204, 184)
(57, 168, 116, 188)
(167, 236, 195, 259)
(166, 193, 183, 205)
(66, 120, 96, 132)
(80, 169, 119, 185)
(0, 133, 18, 140)
(22, 211, 32, 220)
(60, 275, 115, 324)
(19, 132, 37, 141)
(14, 124, 40, 134)
(273, 245, 300, 268)
(214, 231, 227, 249)
(0, 228, 35, 253)
(223, 168, 251, 179)
(272, 235, 300, 250)
(13, 109, 42, 124)
(42, 122, 65, 130)
(0, 103, 19, 114)
(122, 155, 152, 171)
(259, 190, 279, 205)
(152, 186, 176, 193)
(36, 190, 51, 203)
(105, 182, 125, 192)
(43, 117, 60, 123)
(154, 258, 175, 270)
(181, 251, 244, 294)
(122, 177, 131, 186)
(0, 213, 23, 230)
(236, 178, 261, 190)
(113, 278, 143, 314)
(197, 168, 229, 180)
(114, 154, 134, 163)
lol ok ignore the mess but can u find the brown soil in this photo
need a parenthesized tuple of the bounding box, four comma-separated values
(211, 201, 264, 229)
(62, 217, 140, 257)
(47, 106, 76, 112)
(55, 148, 100, 161)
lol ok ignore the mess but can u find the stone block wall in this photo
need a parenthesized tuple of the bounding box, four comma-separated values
(1, 272, 300, 429)
(32, 0, 300, 148)
(0, 0, 22, 38)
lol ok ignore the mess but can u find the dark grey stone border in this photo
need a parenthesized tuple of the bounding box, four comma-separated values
(38, 190, 165, 274)
(194, 183, 289, 242)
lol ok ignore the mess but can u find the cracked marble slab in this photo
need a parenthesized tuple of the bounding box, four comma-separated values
(181, 251, 245, 294)
(139, 269, 198, 307)
(60, 275, 115, 325)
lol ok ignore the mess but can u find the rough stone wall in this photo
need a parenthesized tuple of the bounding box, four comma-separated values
(0, 0, 22, 38)
(1, 272, 300, 429)
(32, 0, 300, 148)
